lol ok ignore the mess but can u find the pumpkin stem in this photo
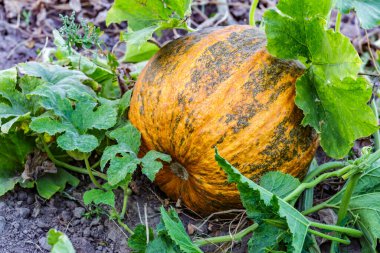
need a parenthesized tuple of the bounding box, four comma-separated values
(170, 162, 189, 180)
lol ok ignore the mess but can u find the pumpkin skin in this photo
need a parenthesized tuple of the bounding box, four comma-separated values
(129, 25, 318, 215)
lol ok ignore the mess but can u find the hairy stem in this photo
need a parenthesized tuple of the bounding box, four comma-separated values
(194, 223, 258, 246)
(117, 218, 134, 235)
(303, 161, 348, 183)
(335, 11, 342, 32)
(284, 165, 356, 202)
(120, 186, 131, 219)
(309, 229, 350, 245)
(302, 202, 338, 216)
(85, 157, 103, 188)
(330, 173, 362, 251)
(371, 99, 380, 151)
(43, 141, 107, 180)
(249, 0, 259, 26)
(310, 222, 362, 238)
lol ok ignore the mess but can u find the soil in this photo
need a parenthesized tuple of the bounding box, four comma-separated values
(0, 0, 378, 252)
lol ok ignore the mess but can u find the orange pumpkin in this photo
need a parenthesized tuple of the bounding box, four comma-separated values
(129, 25, 318, 215)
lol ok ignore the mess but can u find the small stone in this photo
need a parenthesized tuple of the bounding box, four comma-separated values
(65, 201, 77, 209)
(11, 221, 20, 229)
(72, 219, 81, 226)
(36, 219, 49, 229)
(90, 218, 100, 227)
(0, 202, 6, 211)
(26, 196, 34, 205)
(16, 201, 23, 206)
(16, 207, 30, 218)
(83, 227, 91, 237)
(22, 229, 28, 234)
(39, 237, 51, 251)
(73, 207, 85, 219)
(17, 191, 27, 201)
(61, 211, 72, 222)
(0, 216, 6, 234)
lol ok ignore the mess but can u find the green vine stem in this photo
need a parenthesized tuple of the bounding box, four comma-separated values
(117, 218, 134, 235)
(284, 165, 356, 202)
(335, 11, 342, 32)
(84, 156, 103, 188)
(330, 172, 362, 251)
(302, 203, 339, 216)
(309, 229, 350, 245)
(43, 141, 107, 180)
(310, 221, 362, 238)
(370, 98, 380, 151)
(120, 186, 132, 218)
(193, 223, 258, 246)
(303, 161, 348, 183)
(249, 0, 259, 26)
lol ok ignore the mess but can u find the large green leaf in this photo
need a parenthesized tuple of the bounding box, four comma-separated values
(336, 0, 380, 29)
(83, 189, 115, 208)
(141, 150, 171, 181)
(0, 132, 34, 196)
(216, 149, 310, 253)
(128, 224, 154, 252)
(124, 41, 160, 63)
(30, 93, 117, 152)
(263, 0, 378, 158)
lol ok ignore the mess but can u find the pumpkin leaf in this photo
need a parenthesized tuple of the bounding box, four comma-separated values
(0, 68, 31, 133)
(263, 0, 378, 158)
(128, 224, 154, 253)
(336, 0, 380, 29)
(36, 169, 79, 199)
(260, 171, 300, 199)
(107, 155, 140, 185)
(215, 149, 310, 253)
(248, 224, 285, 253)
(107, 0, 191, 49)
(0, 132, 34, 196)
(19, 62, 96, 100)
(30, 93, 117, 153)
(124, 41, 160, 63)
(83, 189, 115, 208)
(47, 229, 75, 253)
(141, 150, 171, 181)
(159, 207, 203, 253)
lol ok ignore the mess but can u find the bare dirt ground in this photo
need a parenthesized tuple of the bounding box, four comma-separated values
(0, 0, 379, 252)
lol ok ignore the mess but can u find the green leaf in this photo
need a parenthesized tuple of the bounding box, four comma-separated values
(215, 149, 310, 253)
(19, 62, 96, 99)
(248, 224, 283, 253)
(30, 93, 117, 152)
(336, 0, 380, 29)
(0, 132, 34, 196)
(106, 0, 172, 29)
(160, 207, 203, 253)
(47, 229, 75, 253)
(141, 150, 171, 181)
(0, 68, 31, 133)
(124, 41, 160, 63)
(107, 155, 140, 185)
(121, 26, 160, 49)
(83, 189, 115, 207)
(296, 69, 377, 158)
(36, 169, 79, 199)
(119, 90, 133, 115)
(128, 224, 154, 252)
(164, 0, 192, 18)
(263, 0, 378, 158)
(108, 123, 141, 153)
(146, 236, 178, 253)
(260, 171, 300, 199)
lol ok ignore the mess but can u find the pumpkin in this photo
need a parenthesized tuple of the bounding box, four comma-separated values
(129, 25, 318, 215)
